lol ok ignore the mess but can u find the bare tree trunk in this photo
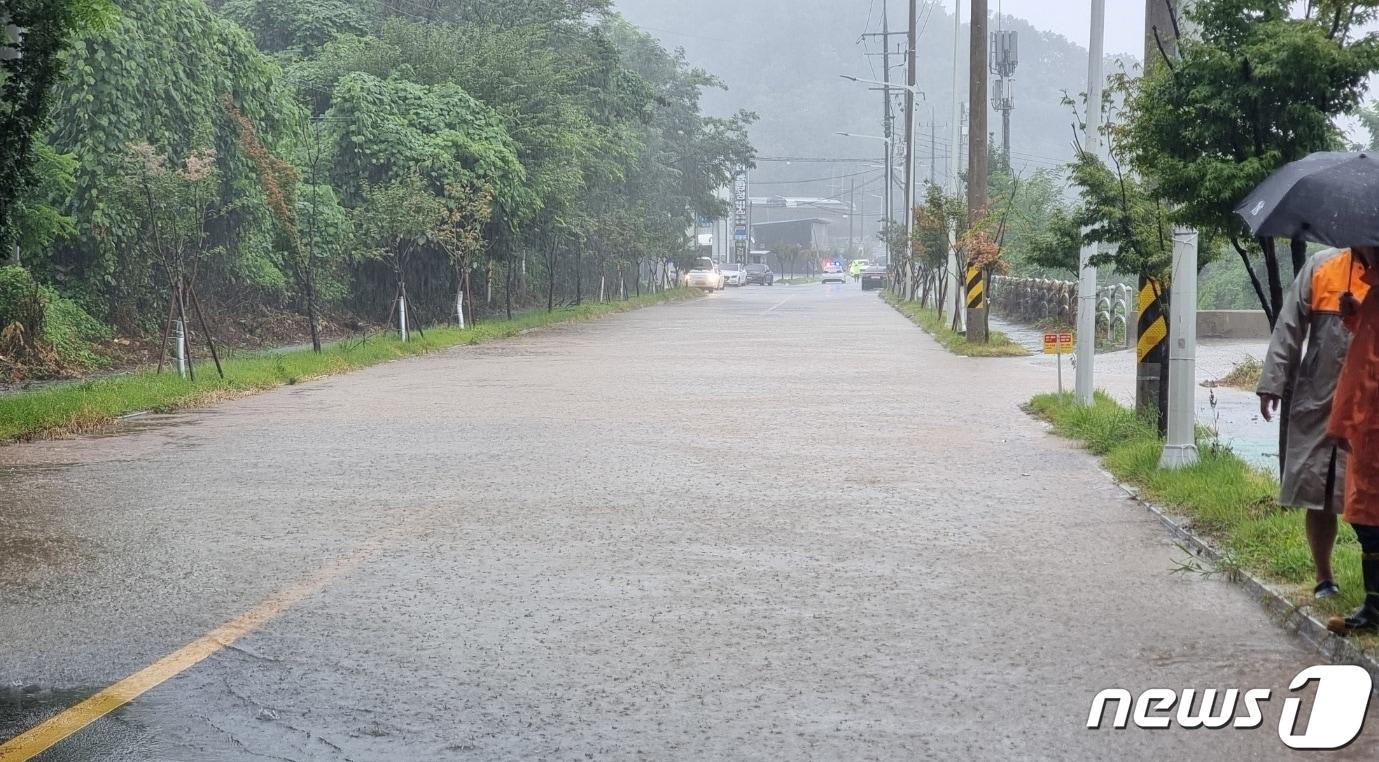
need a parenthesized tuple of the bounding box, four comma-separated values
(504, 257, 513, 320)
(546, 241, 557, 313)
(305, 269, 322, 352)
(465, 266, 476, 326)
(176, 279, 196, 382)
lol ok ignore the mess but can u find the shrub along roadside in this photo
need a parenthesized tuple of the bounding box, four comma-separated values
(1028, 392, 1372, 635)
(0, 265, 111, 371)
(0, 289, 701, 443)
(881, 291, 1027, 357)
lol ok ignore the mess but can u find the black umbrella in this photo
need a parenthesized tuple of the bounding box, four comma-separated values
(1235, 151, 1379, 248)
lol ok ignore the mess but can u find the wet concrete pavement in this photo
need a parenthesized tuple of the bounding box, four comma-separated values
(995, 316, 1280, 473)
(0, 285, 1372, 759)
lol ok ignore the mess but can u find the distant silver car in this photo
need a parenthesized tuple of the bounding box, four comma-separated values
(720, 262, 748, 287)
(822, 266, 847, 284)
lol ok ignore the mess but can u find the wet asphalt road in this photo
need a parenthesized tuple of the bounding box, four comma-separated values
(0, 284, 1373, 760)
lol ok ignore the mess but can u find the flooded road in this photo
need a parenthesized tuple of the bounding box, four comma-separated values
(0, 285, 1369, 759)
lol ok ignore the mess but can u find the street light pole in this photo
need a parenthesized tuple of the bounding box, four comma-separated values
(840, 75, 921, 275)
(883, 0, 895, 232)
(1075, 0, 1105, 405)
(947, 0, 963, 329)
(904, 0, 919, 301)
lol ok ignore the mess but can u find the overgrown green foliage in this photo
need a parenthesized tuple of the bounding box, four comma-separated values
(0, 0, 115, 258)
(1118, 0, 1379, 323)
(220, 0, 368, 58)
(0, 264, 108, 368)
(0, 0, 755, 374)
(1028, 391, 1370, 621)
(41, 0, 303, 323)
(882, 291, 1027, 357)
(1062, 151, 1178, 282)
(990, 167, 1076, 278)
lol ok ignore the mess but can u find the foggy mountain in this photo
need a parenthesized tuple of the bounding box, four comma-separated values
(612, 0, 1139, 205)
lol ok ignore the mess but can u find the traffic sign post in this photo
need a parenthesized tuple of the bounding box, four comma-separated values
(1044, 332, 1075, 395)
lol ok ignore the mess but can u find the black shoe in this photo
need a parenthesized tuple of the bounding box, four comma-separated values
(1315, 580, 1341, 600)
(1327, 604, 1379, 636)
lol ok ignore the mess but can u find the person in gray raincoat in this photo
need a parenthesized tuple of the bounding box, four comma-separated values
(1258, 247, 1372, 599)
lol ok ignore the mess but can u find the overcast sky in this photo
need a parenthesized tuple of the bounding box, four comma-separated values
(991, 0, 1145, 56)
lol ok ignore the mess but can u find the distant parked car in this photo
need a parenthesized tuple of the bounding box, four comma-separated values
(822, 266, 847, 284)
(720, 262, 748, 287)
(861, 265, 888, 291)
(685, 258, 724, 291)
(745, 263, 775, 286)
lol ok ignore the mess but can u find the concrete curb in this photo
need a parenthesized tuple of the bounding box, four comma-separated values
(1109, 475, 1379, 687)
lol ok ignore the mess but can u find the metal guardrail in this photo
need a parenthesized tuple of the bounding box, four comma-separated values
(990, 276, 1132, 346)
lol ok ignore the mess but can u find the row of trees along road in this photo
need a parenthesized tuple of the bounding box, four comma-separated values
(0, 0, 756, 370)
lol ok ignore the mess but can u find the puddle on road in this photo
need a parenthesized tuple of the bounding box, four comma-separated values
(0, 468, 83, 585)
(0, 411, 210, 469)
(0, 682, 162, 761)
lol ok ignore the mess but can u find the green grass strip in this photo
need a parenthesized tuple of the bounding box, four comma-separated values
(1028, 391, 1370, 630)
(0, 289, 701, 443)
(882, 291, 1028, 357)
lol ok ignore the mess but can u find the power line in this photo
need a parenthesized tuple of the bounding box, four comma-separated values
(751, 167, 886, 186)
(757, 156, 888, 164)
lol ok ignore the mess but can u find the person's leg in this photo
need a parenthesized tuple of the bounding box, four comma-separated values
(1329, 524, 1379, 635)
(1307, 509, 1339, 586)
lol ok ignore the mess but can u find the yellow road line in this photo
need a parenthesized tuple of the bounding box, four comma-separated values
(0, 548, 377, 761)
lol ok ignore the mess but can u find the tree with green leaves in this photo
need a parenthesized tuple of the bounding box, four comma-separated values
(219, 0, 368, 59)
(1118, 0, 1379, 326)
(43, 0, 302, 325)
(354, 172, 446, 335)
(0, 0, 115, 265)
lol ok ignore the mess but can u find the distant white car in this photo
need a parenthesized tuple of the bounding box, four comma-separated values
(685, 258, 724, 290)
(822, 267, 847, 284)
(720, 262, 747, 287)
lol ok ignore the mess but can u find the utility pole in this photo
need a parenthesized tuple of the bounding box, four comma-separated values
(930, 120, 937, 186)
(1074, 0, 1105, 406)
(946, 0, 963, 330)
(966, 0, 989, 343)
(1146, 0, 1178, 68)
(1135, 0, 1184, 431)
(883, 1, 895, 236)
(861, 8, 909, 271)
(904, 0, 918, 300)
(850, 177, 857, 255)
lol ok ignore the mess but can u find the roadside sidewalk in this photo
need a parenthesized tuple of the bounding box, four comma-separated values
(994, 316, 1277, 472)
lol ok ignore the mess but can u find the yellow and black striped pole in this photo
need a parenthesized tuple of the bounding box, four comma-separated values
(965, 265, 987, 342)
(1136, 276, 1169, 434)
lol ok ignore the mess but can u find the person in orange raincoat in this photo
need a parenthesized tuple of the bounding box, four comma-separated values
(1326, 245, 1379, 636)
